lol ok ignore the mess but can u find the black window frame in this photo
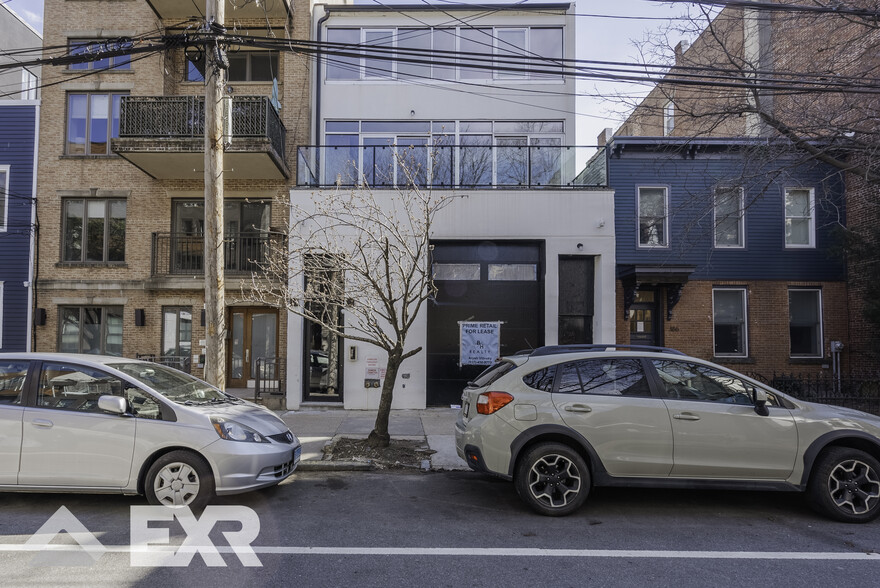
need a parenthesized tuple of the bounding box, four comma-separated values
(61, 197, 127, 264)
(789, 288, 823, 358)
(65, 91, 126, 156)
(57, 306, 124, 356)
(712, 287, 748, 358)
(68, 39, 132, 71)
(187, 50, 280, 82)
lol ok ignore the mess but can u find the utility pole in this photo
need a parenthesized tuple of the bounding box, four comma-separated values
(204, 0, 226, 389)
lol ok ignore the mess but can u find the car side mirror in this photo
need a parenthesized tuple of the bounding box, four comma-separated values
(98, 394, 129, 415)
(752, 388, 769, 417)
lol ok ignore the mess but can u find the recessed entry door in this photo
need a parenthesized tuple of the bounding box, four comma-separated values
(228, 308, 278, 389)
(427, 241, 544, 406)
(629, 289, 662, 347)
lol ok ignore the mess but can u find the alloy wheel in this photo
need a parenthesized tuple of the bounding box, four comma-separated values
(827, 459, 880, 516)
(527, 454, 582, 509)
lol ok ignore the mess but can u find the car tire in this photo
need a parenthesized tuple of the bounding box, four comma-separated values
(514, 443, 590, 517)
(145, 450, 215, 510)
(807, 447, 880, 523)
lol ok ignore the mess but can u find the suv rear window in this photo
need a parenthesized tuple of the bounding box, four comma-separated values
(468, 360, 516, 388)
(522, 365, 557, 392)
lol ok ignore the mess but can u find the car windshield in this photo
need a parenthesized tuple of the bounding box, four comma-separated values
(108, 362, 231, 405)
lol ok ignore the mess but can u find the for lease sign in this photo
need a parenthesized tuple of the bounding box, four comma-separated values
(459, 321, 501, 366)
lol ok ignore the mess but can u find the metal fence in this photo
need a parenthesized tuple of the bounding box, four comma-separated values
(151, 231, 279, 276)
(135, 354, 192, 374)
(748, 372, 880, 415)
(119, 95, 285, 158)
(255, 357, 285, 401)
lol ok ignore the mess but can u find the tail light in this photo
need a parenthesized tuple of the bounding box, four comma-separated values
(476, 391, 514, 415)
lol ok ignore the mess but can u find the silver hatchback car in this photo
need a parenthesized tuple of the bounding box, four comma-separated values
(0, 353, 300, 508)
(455, 345, 880, 523)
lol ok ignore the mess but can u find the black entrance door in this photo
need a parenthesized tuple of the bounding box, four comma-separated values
(426, 241, 544, 406)
(558, 256, 595, 344)
(628, 288, 663, 346)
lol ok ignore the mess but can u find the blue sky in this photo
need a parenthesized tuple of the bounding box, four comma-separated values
(4, 0, 42, 33)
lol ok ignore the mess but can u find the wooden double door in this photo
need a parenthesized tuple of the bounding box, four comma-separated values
(227, 307, 278, 388)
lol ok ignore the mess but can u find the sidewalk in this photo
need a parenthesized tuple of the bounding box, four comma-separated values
(277, 407, 469, 471)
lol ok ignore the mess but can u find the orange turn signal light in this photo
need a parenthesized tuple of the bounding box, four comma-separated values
(476, 391, 514, 415)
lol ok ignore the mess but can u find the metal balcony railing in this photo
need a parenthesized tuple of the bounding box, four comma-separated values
(151, 231, 281, 277)
(136, 353, 192, 374)
(119, 95, 286, 160)
(296, 144, 607, 188)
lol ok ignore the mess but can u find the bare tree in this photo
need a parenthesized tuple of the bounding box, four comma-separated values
(245, 152, 454, 447)
(608, 1, 880, 363)
(612, 2, 880, 183)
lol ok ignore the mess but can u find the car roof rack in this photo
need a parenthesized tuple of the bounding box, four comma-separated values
(528, 344, 686, 357)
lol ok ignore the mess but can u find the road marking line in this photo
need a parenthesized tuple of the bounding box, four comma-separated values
(0, 545, 877, 560)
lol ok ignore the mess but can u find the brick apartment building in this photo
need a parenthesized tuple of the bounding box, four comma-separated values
(34, 0, 310, 388)
(611, 1, 879, 376)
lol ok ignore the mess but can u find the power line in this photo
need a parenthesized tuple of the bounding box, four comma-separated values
(644, 0, 880, 18)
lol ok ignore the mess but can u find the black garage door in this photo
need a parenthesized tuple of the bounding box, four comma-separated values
(426, 241, 544, 406)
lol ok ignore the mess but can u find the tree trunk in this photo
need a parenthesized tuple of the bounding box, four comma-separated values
(367, 352, 402, 448)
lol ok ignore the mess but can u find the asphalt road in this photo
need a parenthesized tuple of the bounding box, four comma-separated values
(2, 470, 879, 587)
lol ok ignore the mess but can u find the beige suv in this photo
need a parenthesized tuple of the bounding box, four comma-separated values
(455, 345, 880, 523)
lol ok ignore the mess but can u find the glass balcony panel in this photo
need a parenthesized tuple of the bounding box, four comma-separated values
(496, 137, 528, 186)
(396, 138, 428, 187)
(295, 144, 608, 188)
(430, 142, 455, 187)
(530, 138, 563, 186)
(364, 142, 394, 187)
(324, 135, 359, 186)
(459, 135, 493, 187)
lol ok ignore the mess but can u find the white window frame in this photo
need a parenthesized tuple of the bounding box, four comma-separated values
(0, 165, 9, 232)
(713, 186, 745, 248)
(363, 29, 395, 79)
(637, 185, 669, 249)
(784, 187, 816, 248)
(324, 26, 564, 83)
(789, 288, 823, 358)
(20, 69, 37, 100)
(712, 287, 749, 358)
(664, 101, 675, 135)
(494, 27, 528, 80)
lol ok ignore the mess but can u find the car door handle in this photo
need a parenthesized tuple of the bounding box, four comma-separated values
(673, 412, 701, 421)
(31, 418, 54, 428)
(565, 404, 592, 413)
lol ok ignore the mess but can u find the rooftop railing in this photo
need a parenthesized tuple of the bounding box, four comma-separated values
(296, 144, 607, 189)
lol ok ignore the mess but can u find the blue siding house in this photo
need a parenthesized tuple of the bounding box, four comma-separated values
(0, 100, 38, 351)
(607, 137, 847, 374)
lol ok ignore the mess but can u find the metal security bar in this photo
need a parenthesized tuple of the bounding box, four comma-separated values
(255, 357, 285, 401)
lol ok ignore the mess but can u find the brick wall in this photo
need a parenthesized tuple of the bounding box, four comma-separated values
(34, 0, 309, 385)
(616, 279, 849, 376)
